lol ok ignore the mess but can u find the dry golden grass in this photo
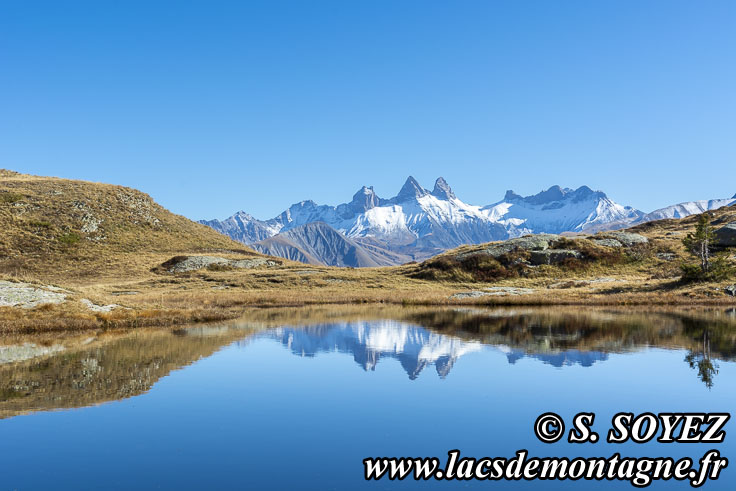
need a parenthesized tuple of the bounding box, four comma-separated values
(0, 169, 263, 283)
(1, 169, 735, 333)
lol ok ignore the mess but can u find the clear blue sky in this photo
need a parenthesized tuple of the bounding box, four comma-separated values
(1, 0, 734, 220)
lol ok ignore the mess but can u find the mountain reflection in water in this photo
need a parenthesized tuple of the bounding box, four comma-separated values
(260, 321, 609, 379)
(0, 306, 734, 419)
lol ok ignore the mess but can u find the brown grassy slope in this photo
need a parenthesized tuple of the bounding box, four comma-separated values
(0, 169, 262, 283)
(0, 169, 734, 333)
(628, 204, 736, 238)
(408, 204, 736, 284)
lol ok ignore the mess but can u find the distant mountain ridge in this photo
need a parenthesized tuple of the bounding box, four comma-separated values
(201, 177, 735, 267)
(639, 198, 736, 222)
(250, 222, 410, 267)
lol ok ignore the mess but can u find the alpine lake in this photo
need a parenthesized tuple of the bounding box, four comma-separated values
(1, 306, 734, 490)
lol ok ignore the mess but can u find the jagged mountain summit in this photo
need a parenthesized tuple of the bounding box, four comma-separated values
(483, 185, 643, 235)
(201, 177, 643, 265)
(200, 177, 735, 267)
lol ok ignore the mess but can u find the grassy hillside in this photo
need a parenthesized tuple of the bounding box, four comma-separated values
(0, 169, 259, 283)
(0, 169, 734, 332)
(408, 205, 736, 286)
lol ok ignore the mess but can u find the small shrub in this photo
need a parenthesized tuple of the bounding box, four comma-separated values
(556, 237, 627, 266)
(679, 264, 703, 282)
(459, 254, 513, 281)
(28, 220, 52, 229)
(625, 243, 651, 262)
(560, 257, 586, 271)
(680, 255, 733, 283)
(0, 192, 23, 204)
(58, 232, 82, 246)
(428, 256, 460, 272)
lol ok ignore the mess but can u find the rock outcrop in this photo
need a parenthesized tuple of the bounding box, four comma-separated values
(0, 281, 68, 308)
(714, 223, 736, 248)
(160, 255, 278, 273)
(456, 234, 561, 260)
(529, 249, 582, 265)
(604, 231, 649, 247)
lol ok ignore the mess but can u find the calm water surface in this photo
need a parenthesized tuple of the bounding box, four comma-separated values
(0, 307, 734, 490)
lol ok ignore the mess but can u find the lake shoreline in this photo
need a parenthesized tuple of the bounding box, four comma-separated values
(2, 284, 736, 333)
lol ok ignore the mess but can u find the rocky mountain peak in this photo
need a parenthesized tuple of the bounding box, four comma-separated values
(504, 186, 566, 204)
(503, 190, 523, 201)
(432, 177, 456, 200)
(349, 186, 380, 212)
(395, 176, 429, 201)
(527, 185, 566, 204)
(232, 210, 256, 220)
(503, 185, 605, 205)
(202, 178, 652, 266)
(569, 185, 606, 203)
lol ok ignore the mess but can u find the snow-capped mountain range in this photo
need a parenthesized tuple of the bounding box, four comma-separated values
(639, 198, 736, 222)
(200, 177, 735, 266)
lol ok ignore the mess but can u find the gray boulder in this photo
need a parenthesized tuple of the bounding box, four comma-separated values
(591, 238, 623, 248)
(605, 231, 649, 247)
(0, 281, 68, 309)
(656, 252, 677, 261)
(529, 249, 582, 265)
(450, 287, 535, 299)
(725, 285, 736, 297)
(456, 234, 560, 260)
(714, 223, 736, 248)
(163, 255, 277, 273)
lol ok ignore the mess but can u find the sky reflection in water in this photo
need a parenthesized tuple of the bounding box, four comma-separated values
(0, 307, 734, 490)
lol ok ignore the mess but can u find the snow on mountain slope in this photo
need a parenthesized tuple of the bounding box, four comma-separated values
(639, 198, 736, 222)
(483, 186, 643, 236)
(199, 211, 281, 244)
(200, 177, 643, 265)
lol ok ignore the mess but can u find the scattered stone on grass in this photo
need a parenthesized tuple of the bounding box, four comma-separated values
(656, 252, 677, 261)
(604, 231, 649, 247)
(162, 255, 278, 273)
(81, 299, 119, 312)
(591, 238, 623, 248)
(0, 280, 67, 309)
(451, 287, 535, 299)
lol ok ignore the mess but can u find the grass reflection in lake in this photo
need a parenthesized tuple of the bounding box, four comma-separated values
(0, 306, 734, 419)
